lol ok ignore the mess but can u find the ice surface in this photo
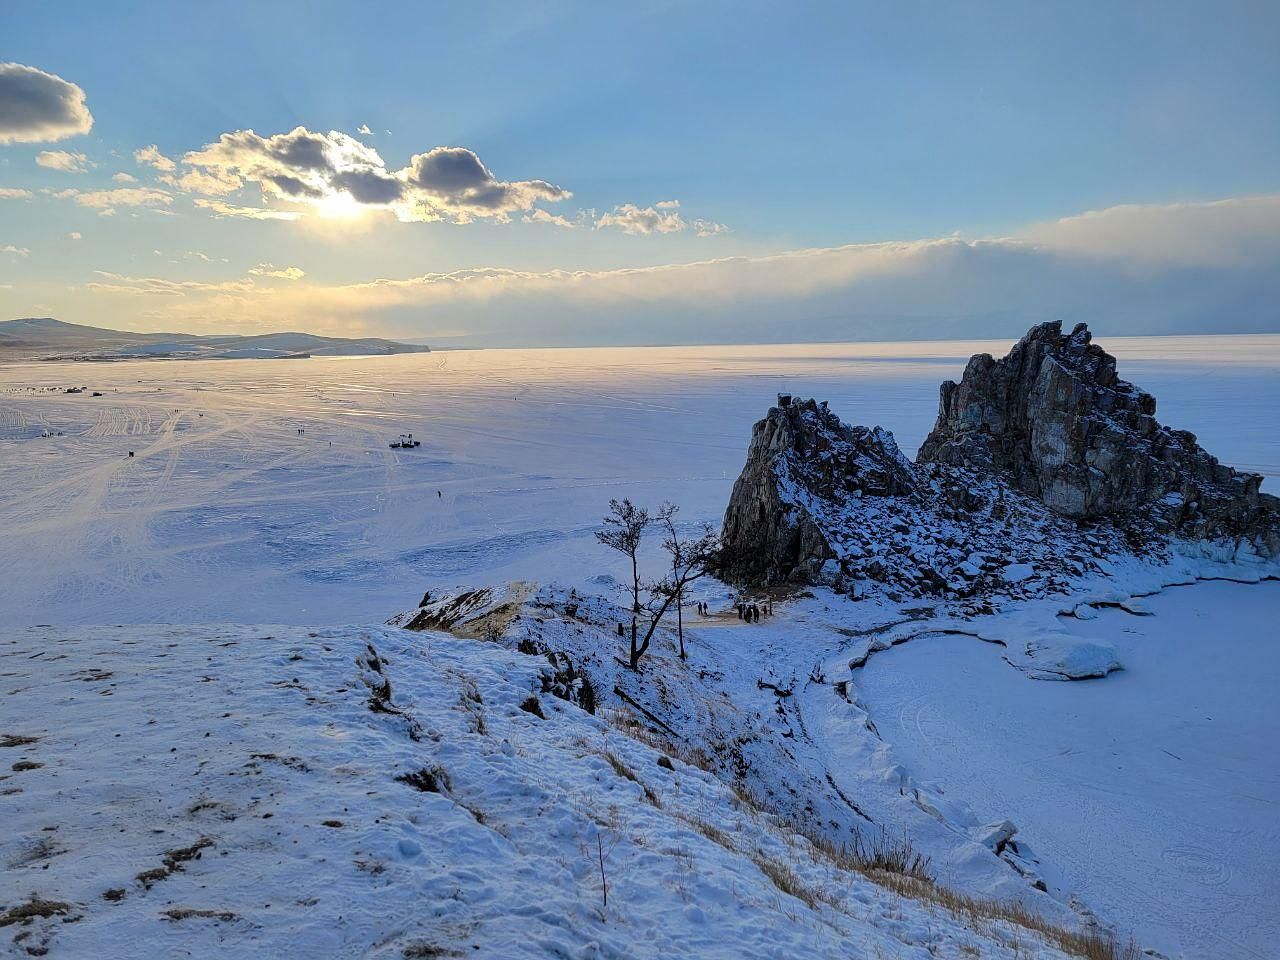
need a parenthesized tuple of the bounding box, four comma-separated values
(856, 580, 1280, 959)
(2, 336, 1277, 627)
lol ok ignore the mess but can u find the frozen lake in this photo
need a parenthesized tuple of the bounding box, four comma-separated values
(857, 579, 1280, 959)
(2, 334, 1278, 627)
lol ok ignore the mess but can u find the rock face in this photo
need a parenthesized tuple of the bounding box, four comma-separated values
(720, 324, 1279, 595)
(720, 397, 916, 586)
(918, 321, 1279, 552)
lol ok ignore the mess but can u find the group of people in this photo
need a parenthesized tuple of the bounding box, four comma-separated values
(690, 599, 773, 622)
(736, 600, 771, 623)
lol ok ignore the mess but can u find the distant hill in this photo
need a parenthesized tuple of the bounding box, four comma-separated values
(0, 318, 431, 361)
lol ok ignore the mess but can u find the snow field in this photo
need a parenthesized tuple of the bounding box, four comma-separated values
(2, 624, 1086, 960)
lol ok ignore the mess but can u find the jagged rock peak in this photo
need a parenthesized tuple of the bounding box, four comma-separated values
(917, 321, 1278, 554)
(720, 395, 918, 587)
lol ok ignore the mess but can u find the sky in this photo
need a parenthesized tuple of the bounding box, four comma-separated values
(2, 0, 1279, 347)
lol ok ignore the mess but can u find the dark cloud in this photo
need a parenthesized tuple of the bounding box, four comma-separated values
(0, 63, 93, 144)
(405, 147, 493, 195)
(333, 168, 404, 204)
(267, 174, 325, 198)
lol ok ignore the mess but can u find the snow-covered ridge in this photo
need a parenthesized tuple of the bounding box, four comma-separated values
(2, 624, 1096, 959)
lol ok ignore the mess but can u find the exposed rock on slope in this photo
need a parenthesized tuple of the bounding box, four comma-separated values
(720, 324, 1279, 597)
(919, 321, 1279, 552)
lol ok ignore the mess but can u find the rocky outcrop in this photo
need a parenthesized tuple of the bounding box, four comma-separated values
(720, 397, 916, 586)
(919, 321, 1279, 554)
(720, 324, 1279, 596)
(719, 395, 1126, 600)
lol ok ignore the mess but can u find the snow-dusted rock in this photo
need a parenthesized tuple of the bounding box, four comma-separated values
(919, 320, 1280, 554)
(1010, 634, 1123, 681)
(1002, 562, 1036, 582)
(719, 322, 1280, 601)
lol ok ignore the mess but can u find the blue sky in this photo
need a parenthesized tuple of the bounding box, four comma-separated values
(2, 1, 1279, 345)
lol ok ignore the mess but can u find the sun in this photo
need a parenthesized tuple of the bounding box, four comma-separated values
(312, 192, 366, 220)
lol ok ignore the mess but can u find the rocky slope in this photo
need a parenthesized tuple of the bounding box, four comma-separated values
(721, 323, 1279, 597)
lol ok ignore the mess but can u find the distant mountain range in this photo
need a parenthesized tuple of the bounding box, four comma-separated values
(0, 318, 431, 361)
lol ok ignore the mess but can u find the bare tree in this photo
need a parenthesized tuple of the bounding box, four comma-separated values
(594, 498, 650, 667)
(656, 504, 720, 661)
(596, 498, 720, 671)
(633, 517, 719, 670)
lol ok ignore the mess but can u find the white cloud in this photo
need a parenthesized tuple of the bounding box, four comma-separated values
(54, 187, 173, 216)
(596, 200, 688, 235)
(1023, 195, 1280, 270)
(170, 126, 569, 224)
(248, 263, 305, 280)
(193, 198, 300, 221)
(36, 150, 91, 173)
(134, 144, 176, 172)
(1, 245, 31, 257)
(68, 231, 82, 240)
(358, 124, 372, 135)
(0, 187, 34, 200)
(112, 171, 139, 184)
(87, 271, 258, 297)
(694, 218, 731, 237)
(0, 63, 93, 144)
(522, 209, 577, 228)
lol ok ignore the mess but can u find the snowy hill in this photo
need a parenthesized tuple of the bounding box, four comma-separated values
(1, 623, 1109, 959)
(0, 318, 431, 361)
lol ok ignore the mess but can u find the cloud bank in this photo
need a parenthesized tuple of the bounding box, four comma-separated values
(0, 63, 93, 144)
(87, 195, 1280, 346)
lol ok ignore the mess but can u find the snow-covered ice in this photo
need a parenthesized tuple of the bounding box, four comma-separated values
(857, 579, 1280, 959)
(1, 336, 1276, 627)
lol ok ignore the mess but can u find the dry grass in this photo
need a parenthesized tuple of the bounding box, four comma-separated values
(798, 825, 1136, 959)
(752, 852, 830, 909)
(0, 734, 41, 748)
(676, 813, 735, 851)
(161, 907, 238, 922)
(602, 687, 1137, 959)
(396, 765, 452, 794)
(0, 898, 74, 927)
(602, 749, 662, 807)
(868, 871, 1137, 960)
